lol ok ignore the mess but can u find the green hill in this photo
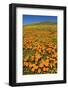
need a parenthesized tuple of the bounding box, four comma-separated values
(24, 22, 57, 32)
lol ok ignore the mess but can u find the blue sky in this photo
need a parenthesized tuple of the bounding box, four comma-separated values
(23, 15, 57, 25)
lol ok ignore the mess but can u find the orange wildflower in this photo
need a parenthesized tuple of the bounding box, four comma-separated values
(31, 68, 35, 72)
(46, 48, 52, 53)
(34, 65, 38, 70)
(38, 68, 41, 73)
(41, 59, 45, 64)
(44, 59, 49, 67)
(45, 67, 49, 71)
(32, 64, 36, 67)
(35, 53, 41, 61)
(43, 67, 46, 72)
(31, 55, 35, 61)
(43, 67, 48, 72)
(39, 63, 44, 68)
(29, 63, 33, 68)
(25, 62, 29, 67)
(52, 53, 57, 58)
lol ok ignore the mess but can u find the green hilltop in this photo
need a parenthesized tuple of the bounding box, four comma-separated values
(24, 21, 57, 26)
(23, 21, 57, 32)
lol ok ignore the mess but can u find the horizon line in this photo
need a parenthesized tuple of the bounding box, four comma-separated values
(23, 21, 57, 25)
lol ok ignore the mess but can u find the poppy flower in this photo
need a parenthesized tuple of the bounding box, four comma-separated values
(38, 68, 41, 73)
(31, 55, 35, 61)
(31, 68, 35, 72)
(39, 63, 44, 68)
(44, 59, 49, 67)
(29, 63, 33, 68)
(25, 62, 29, 67)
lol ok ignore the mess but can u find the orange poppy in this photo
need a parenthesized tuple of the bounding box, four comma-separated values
(43, 67, 46, 72)
(39, 63, 44, 68)
(46, 48, 52, 53)
(41, 59, 45, 64)
(38, 68, 41, 73)
(32, 64, 36, 67)
(34, 65, 38, 70)
(35, 53, 41, 61)
(29, 63, 33, 68)
(44, 59, 49, 67)
(25, 62, 29, 67)
(31, 68, 35, 72)
(31, 55, 35, 61)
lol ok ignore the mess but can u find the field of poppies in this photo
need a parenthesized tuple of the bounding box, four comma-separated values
(23, 22, 57, 75)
